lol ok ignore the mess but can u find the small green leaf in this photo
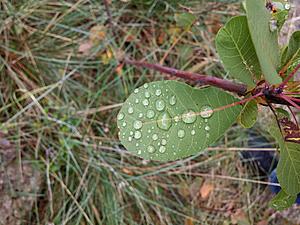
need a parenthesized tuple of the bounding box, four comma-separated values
(174, 13, 197, 29)
(246, 0, 282, 84)
(238, 99, 258, 128)
(216, 16, 261, 87)
(270, 190, 297, 211)
(281, 31, 300, 67)
(117, 81, 242, 161)
(269, 122, 300, 195)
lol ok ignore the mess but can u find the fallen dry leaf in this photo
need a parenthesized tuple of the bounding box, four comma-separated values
(200, 181, 214, 199)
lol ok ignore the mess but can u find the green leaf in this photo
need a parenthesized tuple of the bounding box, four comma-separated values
(281, 31, 300, 67)
(117, 81, 242, 161)
(246, 0, 282, 84)
(174, 13, 197, 29)
(269, 123, 300, 195)
(216, 16, 261, 87)
(238, 99, 258, 128)
(270, 190, 297, 211)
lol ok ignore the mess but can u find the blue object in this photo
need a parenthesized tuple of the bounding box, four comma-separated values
(242, 129, 278, 175)
(269, 169, 300, 204)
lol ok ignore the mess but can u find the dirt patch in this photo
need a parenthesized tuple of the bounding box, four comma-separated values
(0, 132, 42, 225)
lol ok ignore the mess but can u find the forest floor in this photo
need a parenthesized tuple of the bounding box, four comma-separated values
(0, 0, 300, 224)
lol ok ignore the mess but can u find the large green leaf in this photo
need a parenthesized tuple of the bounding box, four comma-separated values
(270, 190, 297, 211)
(216, 16, 262, 87)
(281, 31, 300, 67)
(238, 99, 258, 128)
(269, 123, 300, 195)
(117, 81, 242, 161)
(246, 0, 282, 84)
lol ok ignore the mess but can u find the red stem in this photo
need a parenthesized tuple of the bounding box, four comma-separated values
(279, 63, 300, 89)
(278, 94, 300, 111)
(124, 58, 248, 95)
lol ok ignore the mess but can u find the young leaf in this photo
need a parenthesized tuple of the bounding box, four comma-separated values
(246, 0, 282, 84)
(281, 31, 300, 67)
(117, 81, 242, 161)
(270, 190, 297, 211)
(238, 99, 258, 128)
(216, 16, 262, 87)
(269, 122, 300, 195)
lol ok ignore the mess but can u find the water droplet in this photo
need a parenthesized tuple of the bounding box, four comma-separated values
(143, 83, 149, 89)
(155, 99, 166, 111)
(128, 107, 134, 114)
(174, 116, 180, 122)
(147, 145, 156, 153)
(143, 99, 149, 106)
(269, 19, 278, 32)
(134, 131, 142, 139)
(157, 111, 172, 131)
(138, 113, 143, 118)
(182, 110, 197, 124)
(200, 105, 213, 118)
(159, 146, 166, 153)
(122, 122, 127, 127)
(128, 137, 133, 142)
(136, 143, 139, 147)
(206, 133, 210, 138)
(145, 91, 151, 98)
(130, 131, 134, 135)
(152, 134, 158, 141)
(178, 129, 185, 138)
(285, 3, 291, 10)
(161, 139, 167, 145)
(138, 150, 142, 155)
(146, 110, 155, 119)
(191, 130, 196, 135)
(155, 89, 162, 96)
(117, 113, 125, 120)
(133, 120, 143, 130)
(169, 95, 176, 105)
(205, 125, 210, 131)
(134, 89, 139, 94)
(135, 99, 139, 104)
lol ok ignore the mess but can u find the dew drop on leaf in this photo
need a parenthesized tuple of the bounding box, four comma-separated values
(143, 99, 149, 106)
(161, 139, 167, 146)
(182, 110, 197, 124)
(133, 120, 143, 130)
(191, 130, 196, 135)
(178, 129, 185, 138)
(117, 113, 125, 120)
(146, 110, 155, 119)
(174, 116, 181, 122)
(285, 3, 291, 10)
(147, 145, 156, 153)
(130, 131, 133, 135)
(128, 136, 133, 142)
(157, 111, 172, 131)
(128, 107, 134, 114)
(155, 99, 165, 111)
(134, 131, 142, 139)
(200, 105, 213, 118)
(143, 83, 149, 89)
(169, 95, 177, 105)
(159, 146, 166, 153)
(152, 134, 158, 141)
(205, 125, 210, 131)
(155, 89, 162, 96)
(134, 89, 139, 94)
(122, 122, 127, 127)
(145, 91, 151, 98)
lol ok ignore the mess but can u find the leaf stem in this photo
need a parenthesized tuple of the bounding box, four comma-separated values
(124, 58, 248, 96)
(279, 63, 300, 89)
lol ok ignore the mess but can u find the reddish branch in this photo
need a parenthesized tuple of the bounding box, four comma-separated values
(124, 58, 248, 96)
(124, 59, 300, 108)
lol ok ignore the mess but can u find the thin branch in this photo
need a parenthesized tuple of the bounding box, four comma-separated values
(103, 0, 113, 28)
(279, 63, 300, 89)
(124, 58, 248, 95)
